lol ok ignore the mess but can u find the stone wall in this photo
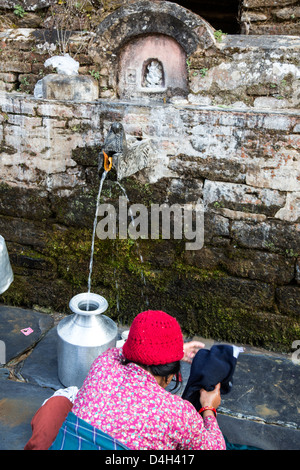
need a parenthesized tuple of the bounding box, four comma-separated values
(0, 29, 299, 108)
(189, 35, 300, 110)
(0, 0, 299, 351)
(0, 0, 299, 35)
(0, 93, 299, 351)
(0, 1, 299, 107)
(240, 0, 300, 35)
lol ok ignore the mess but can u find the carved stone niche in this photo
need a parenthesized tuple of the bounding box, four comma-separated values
(118, 34, 188, 100)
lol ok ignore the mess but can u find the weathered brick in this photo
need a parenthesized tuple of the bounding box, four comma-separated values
(203, 180, 286, 216)
(183, 246, 295, 285)
(0, 81, 15, 92)
(231, 220, 300, 252)
(0, 61, 31, 73)
(275, 6, 300, 19)
(0, 72, 17, 82)
(6, 114, 42, 128)
(243, 0, 298, 7)
(263, 115, 292, 131)
(0, 183, 51, 220)
(0, 215, 48, 249)
(246, 150, 300, 192)
(247, 23, 300, 35)
(276, 286, 300, 316)
(0, 93, 36, 114)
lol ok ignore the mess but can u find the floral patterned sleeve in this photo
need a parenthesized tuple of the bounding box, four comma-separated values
(201, 415, 226, 450)
(178, 401, 226, 450)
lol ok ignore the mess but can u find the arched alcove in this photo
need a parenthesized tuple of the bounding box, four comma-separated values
(118, 34, 188, 100)
(96, 1, 216, 54)
(95, 1, 217, 99)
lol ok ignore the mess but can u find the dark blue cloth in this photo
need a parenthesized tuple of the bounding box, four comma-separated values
(182, 345, 262, 450)
(182, 344, 237, 412)
(49, 412, 129, 450)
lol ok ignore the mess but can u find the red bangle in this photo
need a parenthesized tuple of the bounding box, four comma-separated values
(199, 406, 217, 417)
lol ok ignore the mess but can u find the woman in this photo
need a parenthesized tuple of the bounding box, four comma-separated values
(50, 310, 225, 450)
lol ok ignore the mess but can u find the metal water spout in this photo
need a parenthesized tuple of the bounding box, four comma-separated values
(0, 235, 13, 294)
(98, 122, 127, 175)
(57, 293, 118, 388)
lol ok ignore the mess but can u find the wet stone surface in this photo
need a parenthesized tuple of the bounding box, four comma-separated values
(0, 304, 54, 364)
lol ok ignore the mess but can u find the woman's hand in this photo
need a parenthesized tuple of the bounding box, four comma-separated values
(182, 341, 205, 363)
(200, 383, 221, 410)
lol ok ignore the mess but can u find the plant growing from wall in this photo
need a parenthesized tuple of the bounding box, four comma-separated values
(44, 0, 98, 57)
(13, 4, 27, 18)
(89, 69, 100, 80)
(214, 29, 226, 42)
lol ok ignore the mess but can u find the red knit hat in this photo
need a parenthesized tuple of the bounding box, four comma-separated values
(122, 310, 184, 365)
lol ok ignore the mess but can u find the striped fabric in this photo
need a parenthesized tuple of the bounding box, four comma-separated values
(49, 412, 129, 450)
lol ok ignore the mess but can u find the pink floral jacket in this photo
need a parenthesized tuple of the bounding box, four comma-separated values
(72, 348, 226, 450)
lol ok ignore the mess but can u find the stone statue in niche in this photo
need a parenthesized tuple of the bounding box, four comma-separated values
(143, 60, 164, 88)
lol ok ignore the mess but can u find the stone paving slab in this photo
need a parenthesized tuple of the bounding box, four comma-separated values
(0, 368, 54, 450)
(21, 326, 63, 390)
(217, 352, 300, 450)
(220, 352, 298, 427)
(218, 413, 299, 450)
(0, 304, 54, 365)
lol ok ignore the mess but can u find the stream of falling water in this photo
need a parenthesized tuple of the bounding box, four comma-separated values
(86, 170, 149, 311)
(86, 170, 108, 310)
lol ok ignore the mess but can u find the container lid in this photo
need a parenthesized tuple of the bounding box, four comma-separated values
(69, 292, 108, 316)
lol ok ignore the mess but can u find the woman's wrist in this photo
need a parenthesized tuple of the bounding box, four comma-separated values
(202, 410, 216, 418)
(199, 406, 217, 418)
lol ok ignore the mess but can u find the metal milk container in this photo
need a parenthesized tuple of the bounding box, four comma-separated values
(57, 292, 118, 388)
(0, 235, 13, 295)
